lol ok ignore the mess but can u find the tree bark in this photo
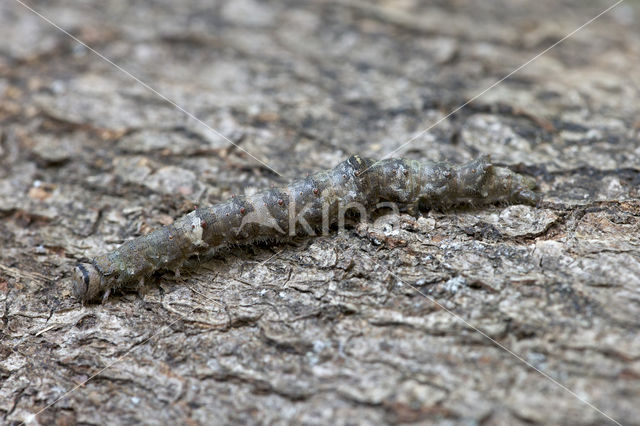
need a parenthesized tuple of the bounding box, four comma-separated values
(1, 0, 639, 424)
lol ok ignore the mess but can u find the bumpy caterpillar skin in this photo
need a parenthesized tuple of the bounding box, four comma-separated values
(73, 155, 539, 302)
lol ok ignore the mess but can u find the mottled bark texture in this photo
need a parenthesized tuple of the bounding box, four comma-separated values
(1, 0, 639, 425)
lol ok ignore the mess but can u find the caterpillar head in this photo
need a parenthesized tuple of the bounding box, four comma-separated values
(73, 263, 103, 303)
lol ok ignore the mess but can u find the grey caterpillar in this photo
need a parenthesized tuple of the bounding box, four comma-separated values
(73, 155, 539, 302)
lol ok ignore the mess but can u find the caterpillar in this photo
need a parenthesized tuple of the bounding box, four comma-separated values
(73, 155, 539, 303)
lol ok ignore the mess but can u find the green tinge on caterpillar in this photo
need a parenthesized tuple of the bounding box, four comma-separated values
(73, 155, 539, 303)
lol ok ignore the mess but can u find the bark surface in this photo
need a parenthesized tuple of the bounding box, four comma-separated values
(1, 0, 639, 424)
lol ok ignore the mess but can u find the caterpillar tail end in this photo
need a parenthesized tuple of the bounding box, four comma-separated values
(73, 263, 104, 303)
(514, 175, 542, 206)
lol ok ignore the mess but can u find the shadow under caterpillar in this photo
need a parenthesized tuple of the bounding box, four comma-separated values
(73, 155, 539, 303)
